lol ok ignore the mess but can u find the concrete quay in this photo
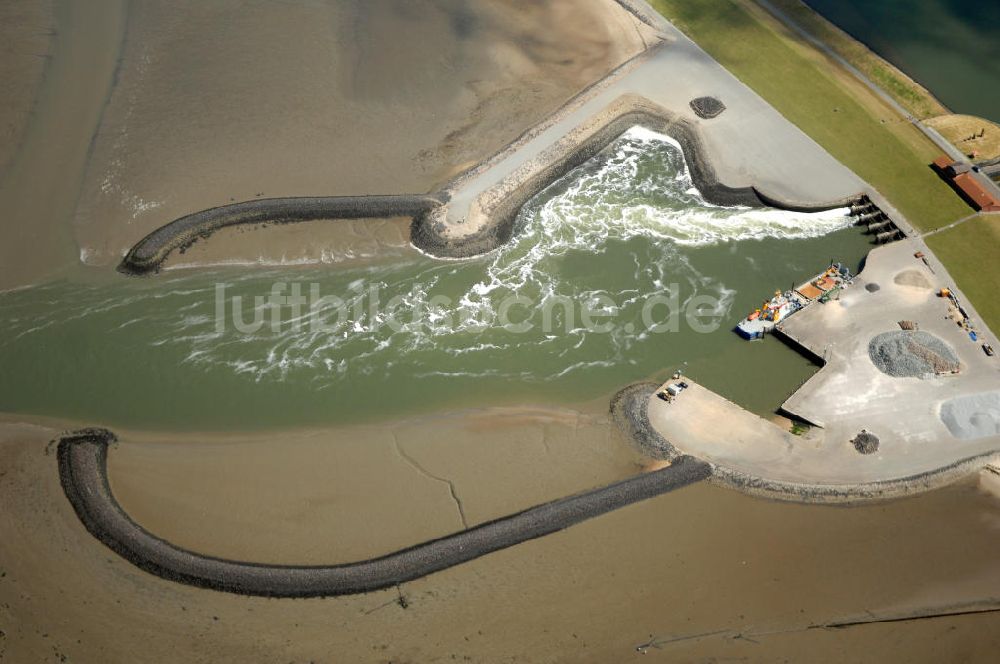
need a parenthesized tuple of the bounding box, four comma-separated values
(647, 239, 1000, 501)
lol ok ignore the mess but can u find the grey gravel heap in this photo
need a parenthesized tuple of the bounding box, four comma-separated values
(868, 330, 959, 377)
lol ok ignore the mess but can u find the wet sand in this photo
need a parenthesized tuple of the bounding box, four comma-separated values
(5, 0, 1000, 659)
(0, 0, 124, 290)
(163, 217, 415, 272)
(0, 0, 53, 179)
(68, 0, 647, 274)
(105, 402, 645, 564)
(5, 417, 1000, 661)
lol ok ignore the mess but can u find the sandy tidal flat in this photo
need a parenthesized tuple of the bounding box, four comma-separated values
(5, 415, 1000, 662)
(105, 403, 642, 564)
(0, 0, 53, 179)
(70, 0, 648, 271)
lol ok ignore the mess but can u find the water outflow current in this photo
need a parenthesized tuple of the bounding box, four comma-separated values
(0, 128, 871, 429)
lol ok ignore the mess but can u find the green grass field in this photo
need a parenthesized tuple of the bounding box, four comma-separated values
(926, 216, 1000, 335)
(762, 0, 948, 120)
(648, 0, 970, 232)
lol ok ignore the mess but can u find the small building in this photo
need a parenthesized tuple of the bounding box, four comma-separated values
(932, 155, 970, 178)
(953, 172, 1000, 212)
(932, 155, 1000, 212)
(932, 155, 951, 171)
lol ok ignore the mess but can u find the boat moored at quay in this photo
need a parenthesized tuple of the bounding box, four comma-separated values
(735, 263, 853, 340)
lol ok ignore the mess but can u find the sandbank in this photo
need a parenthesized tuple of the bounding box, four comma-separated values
(71, 0, 649, 273)
(6, 417, 1000, 660)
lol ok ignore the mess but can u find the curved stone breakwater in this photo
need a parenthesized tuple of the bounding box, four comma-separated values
(116, 98, 861, 272)
(118, 194, 446, 275)
(57, 428, 711, 597)
(614, 382, 999, 505)
(411, 95, 861, 259)
(117, 102, 772, 271)
(610, 382, 680, 461)
(411, 100, 772, 260)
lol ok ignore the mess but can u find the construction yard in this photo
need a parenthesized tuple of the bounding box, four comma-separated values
(649, 239, 1000, 498)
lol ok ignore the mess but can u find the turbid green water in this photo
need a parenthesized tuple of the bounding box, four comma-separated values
(0, 129, 873, 431)
(805, 0, 1000, 122)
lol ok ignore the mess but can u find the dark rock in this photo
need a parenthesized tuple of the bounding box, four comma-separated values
(852, 430, 879, 454)
(689, 96, 726, 119)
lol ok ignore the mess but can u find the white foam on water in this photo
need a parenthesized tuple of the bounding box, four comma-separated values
(163, 127, 854, 381)
(1, 127, 856, 389)
(528, 126, 850, 248)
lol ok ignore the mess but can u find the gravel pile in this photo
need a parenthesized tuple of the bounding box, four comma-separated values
(851, 430, 879, 454)
(893, 270, 932, 289)
(868, 330, 959, 377)
(689, 96, 726, 119)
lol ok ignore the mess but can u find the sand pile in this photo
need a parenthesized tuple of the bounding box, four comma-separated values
(940, 392, 1000, 440)
(893, 270, 932, 289)
(868, 331, 959, 377)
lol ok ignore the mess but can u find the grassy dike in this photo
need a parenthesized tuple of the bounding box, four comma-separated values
(647, 0, 970, 232)
(927, 216, 1000, 336)
(760, 0, 948, 120)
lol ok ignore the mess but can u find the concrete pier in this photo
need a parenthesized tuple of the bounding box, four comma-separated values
(646, 239, 1000, 501)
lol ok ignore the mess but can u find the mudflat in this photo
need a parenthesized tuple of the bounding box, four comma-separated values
(0, 0, 125, 290)
(0, 0, 53, 179)
(104, 403, 645, 565)
(5, 417, 1000, 661)
(68, 0, 648, 273)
